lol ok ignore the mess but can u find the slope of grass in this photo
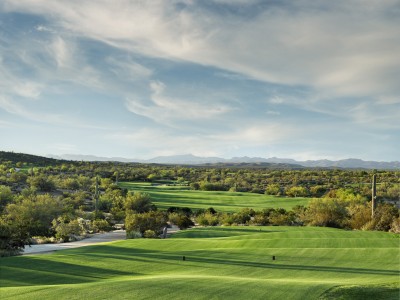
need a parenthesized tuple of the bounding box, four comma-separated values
(119, 182, 309, 212)
(1, 226, 399, 300)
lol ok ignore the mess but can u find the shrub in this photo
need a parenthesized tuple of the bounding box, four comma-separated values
(305, 198, 348, 228)
(126, 230, 142, 239)
(143, 230, 157, 238)
(92, 219, 112, 233)
(168, 212, 194, 229)
(125, 211, 167, 236)
(52, 218, 84, 242)
(195, 212, 219, 226)
(363, 203, 399, 232)
(347, 202, 371, 230)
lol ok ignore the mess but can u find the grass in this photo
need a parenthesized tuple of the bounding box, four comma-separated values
(1, 226, 399, 299)
(118, 181, 310, 212)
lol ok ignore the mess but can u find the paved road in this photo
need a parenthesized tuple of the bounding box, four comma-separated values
(22, 230, 126, 255)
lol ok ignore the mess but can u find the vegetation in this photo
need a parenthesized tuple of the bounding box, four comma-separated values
(0, 151, 399, 257)
(119, 181, 310, 212)
(0, 226, 398, 299)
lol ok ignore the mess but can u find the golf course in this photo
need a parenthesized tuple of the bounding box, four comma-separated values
(119, 182, 310, 212)
(1, 226, 399, 299)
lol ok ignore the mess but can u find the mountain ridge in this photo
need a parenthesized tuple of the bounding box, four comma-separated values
(46, 153, 400, 169)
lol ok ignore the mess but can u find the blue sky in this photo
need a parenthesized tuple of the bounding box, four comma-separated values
(0, 0, 399, 161)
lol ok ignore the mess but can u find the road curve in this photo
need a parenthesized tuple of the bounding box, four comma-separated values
(22, 230, 126, 255)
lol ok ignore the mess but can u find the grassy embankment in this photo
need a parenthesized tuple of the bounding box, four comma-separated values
(119, 181, 309, 212)
(1, 226, 399, 299)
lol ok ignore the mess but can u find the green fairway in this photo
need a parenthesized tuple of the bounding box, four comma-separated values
(1, 226, 399, 299)
(119, 181, 309, 212)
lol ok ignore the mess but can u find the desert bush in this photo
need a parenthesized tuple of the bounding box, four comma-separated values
(52, 218, 84, 242)
(305, 198, 348, 228)
(92, 219, 113, 233)
(125, 211, 167, 236)
(143, 230, 157, 238)
(168, 212, 194, 229)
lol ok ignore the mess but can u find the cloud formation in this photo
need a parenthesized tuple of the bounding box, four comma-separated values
(0, 1, 399, 160)
(3, 0, 399, 98)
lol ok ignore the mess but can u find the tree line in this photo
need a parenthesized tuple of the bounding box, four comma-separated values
(0, 155, 399, 257)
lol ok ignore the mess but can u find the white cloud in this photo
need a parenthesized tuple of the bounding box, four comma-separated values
(13, 81, 43, 99)
(125, 80, 233, 123)
(2, 1, 399, 99)
(49, 36, 71, 68)
(266, 110, 280, 115)
(106, 56, 152, 81)
(269, 96, 285, 104)
(35, 24, 54, 33)
(0, 96, 61, 123)
(1, 1, 399, 161)
(106, 121, 298, 158)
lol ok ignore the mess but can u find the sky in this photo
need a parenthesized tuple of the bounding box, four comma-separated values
(0, 0, 399, 161)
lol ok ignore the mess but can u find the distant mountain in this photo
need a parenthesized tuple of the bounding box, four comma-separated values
(147, 154, 224, 164)
(46, 153, 400, 169)
(264, 157, 400, 169)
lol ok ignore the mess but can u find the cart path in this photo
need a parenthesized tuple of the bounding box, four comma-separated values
(22, 230, 126, 255)
(22, 225, 181, 255)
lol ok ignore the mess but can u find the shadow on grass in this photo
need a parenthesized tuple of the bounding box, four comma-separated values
(77, 244, 400, 277)
(0, 255, 135, 287)
(172, 227, 286, 239)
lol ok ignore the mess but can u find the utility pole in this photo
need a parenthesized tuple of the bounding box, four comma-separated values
(371, 174, 377, 217)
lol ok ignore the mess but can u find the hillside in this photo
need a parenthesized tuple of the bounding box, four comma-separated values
(0, 151, 66, 166)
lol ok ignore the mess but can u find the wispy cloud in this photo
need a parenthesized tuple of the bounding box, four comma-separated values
(125, 81, 233, 124)
(1, 1, 399, 160)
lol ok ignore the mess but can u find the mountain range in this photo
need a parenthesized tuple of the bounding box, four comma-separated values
(47, 154, 400, 169)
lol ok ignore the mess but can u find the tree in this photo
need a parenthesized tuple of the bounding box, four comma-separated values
(27, 175, 55, 192)
(286, 186, 308, 197)
(4, 194, 63, 237)
(265, 184, 281, 196)
(0, 185, 13, 211)
(305, 198, 347, 228)
(125, 192, 155, 213)
(0, 217, 30, 257)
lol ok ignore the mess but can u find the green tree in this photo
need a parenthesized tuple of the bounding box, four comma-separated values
(265, 184, 281, 196)
(0, 185, 13, 211)
(4, 194, 63, 236)
(0, 217, 30, 257)
(27, 175, 55, 192)
(305, 198, 347, 228)
(286, 186, 308, 197)
(125, 192, 154, 213)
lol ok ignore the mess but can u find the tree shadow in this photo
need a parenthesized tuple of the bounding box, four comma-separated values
(0, 255, 135, 287)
